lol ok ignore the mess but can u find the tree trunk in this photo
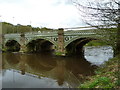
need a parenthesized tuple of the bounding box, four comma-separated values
(115, 23, 120, 56)
(115, 2, 120, 56)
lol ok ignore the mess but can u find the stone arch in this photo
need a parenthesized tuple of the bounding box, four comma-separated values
(26, 38, 55, 53)
(26, 37, 57, 47)
(65, 36, 101, 56)
(64, 36, 99, 48)
(5, 38, 21, 46)
(5, 39, 21, 52)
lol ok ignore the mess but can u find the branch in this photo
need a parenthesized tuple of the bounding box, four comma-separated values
(112, 0, 120, 5)
(73, 1, 118, 11)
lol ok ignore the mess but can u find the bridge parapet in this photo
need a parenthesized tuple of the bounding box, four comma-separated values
(4, 33, 21, 38)
(64, 29, 97, 35)
(25, 31, 58, 37)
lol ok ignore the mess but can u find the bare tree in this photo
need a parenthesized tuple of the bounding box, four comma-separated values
(73, 0, 120, 56)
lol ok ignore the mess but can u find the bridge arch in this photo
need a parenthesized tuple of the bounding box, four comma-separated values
(5, 40, 21, 52)
(26, 37, 57, 47)
(4, 38, 21, 45)
(26, 38, 55, 53)
(64, 36, 100, 48)
(65, 36, 101, 56)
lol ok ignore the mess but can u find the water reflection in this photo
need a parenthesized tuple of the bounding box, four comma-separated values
(2, 53, 96, 88)
(84, 46, 113, 65)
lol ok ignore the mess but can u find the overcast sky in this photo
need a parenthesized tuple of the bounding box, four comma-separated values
(0, 0, 87, 29)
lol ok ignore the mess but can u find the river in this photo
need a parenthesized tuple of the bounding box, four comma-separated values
(1, 46, 113, 88)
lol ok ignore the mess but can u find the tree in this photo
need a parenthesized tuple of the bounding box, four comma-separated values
(2, 22, 14, 34)
(73, 0, 120, 56)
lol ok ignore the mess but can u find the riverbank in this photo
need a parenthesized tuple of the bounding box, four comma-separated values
(85, 40, 107, 46)
(79, 55, 120, 88)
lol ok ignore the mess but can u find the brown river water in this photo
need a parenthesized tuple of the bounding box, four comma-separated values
(1, 46, 113, 88)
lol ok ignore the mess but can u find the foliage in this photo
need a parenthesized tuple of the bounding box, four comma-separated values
(2, 22, 54, 34)
(55, 52, 65, 56)
(80, 77, 113, 88)
(85, 40, 107, 46)
(79, 55, 120, 88)
(73, 0, 120, 56)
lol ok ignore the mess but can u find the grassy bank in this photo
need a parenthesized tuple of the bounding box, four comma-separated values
(85, 40, 107, 46)
(79, 55, 120, 88)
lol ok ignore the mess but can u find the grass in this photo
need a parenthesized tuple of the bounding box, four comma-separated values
(85, 40, 107, 46)
(79, 55, 120, 88)
(55, 52, 65, 56)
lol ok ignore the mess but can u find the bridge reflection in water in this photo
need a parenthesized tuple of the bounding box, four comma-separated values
(2, 53, 97, 88)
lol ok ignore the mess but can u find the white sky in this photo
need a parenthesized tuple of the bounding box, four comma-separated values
(0, 0, 87, 29)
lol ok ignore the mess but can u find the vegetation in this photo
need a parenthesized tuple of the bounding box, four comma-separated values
(55, 52, 65, 56)
(73, 0, 120, 56)
(1, 22, 55, 34)
(72, 1, 120, 88)
(85, 40, 107, 46)
(79, 55, 120, 88)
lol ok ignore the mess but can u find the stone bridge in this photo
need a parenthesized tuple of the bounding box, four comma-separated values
(2, 27, 109, 55)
